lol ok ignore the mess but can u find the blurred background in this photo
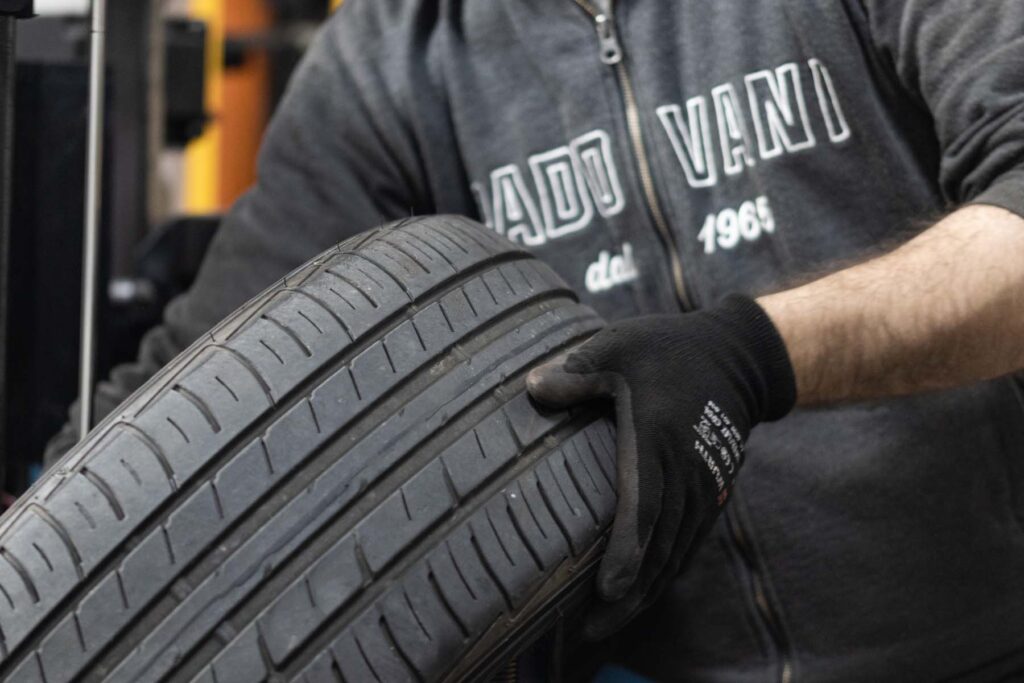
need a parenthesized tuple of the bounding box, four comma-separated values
(4, 0, 338, 496)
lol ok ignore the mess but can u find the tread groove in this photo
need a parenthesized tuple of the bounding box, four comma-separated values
(119, 422, 178, 490)
(115, 570, 130, 609)
(214, 376, 239, 403)
(561, 449, 599, 525)
(426, 568, 468, 638)
(348, 367, 363, 402)
(166, 416, 191, 444)
(484, 508, 515, 567)
(469, 533, 512, 611)
(428, 223, 470, 255)
(32, 543, 53, 573)
(209, 481, 226, 520)
(259, 339, 285, 365)
(409, 233, 457, 269)
(307, 399, 322, 434)
(378, 614, 424, 683)
(505, 502, 543, 571)
(533, 478, 573, 548)
(327, 286, 358, 311)
(161, 526, 176, 565)
(74, 501, 97, 530)
(381, 340, 397, 374)
(296, 309, 324, 335)
(401, 589, 432, 641)
(581, 430, 615, 488)
(547, 459, 582, 518)
(345, 253, 412, 300)
(261, 314, 313, 358)
(213, 344, 276, 405)
(325, 268, 381, 309)
(120, 458, 143, 487)
(518, 483, 548, 541)
(172, 384, 223, 434)
(352, 632, 383, 683)
(79, 468, 126, 521)
(287, 288, 353, 339)
(259, 438, 274, 475)
(409, 320, 427, 351)
(349, 264, 387, 294)
(479, 276, 500, 306)
(445, 541, 477, 601)
(378, 237, 431, 274)
(29, 504, 84, 578)
(329, 652, 348, 683)
(0, 580, 13, 609)
(73, 613, 86, 652)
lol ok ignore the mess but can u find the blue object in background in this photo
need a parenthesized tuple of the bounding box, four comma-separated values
(592, 665, 654, 682)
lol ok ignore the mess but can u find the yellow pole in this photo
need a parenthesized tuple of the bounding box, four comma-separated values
(185, 0, 226, 213)
(330, 0, 342, 11)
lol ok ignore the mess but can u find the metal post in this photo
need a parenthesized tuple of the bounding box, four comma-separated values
(79, 0, 108, 441)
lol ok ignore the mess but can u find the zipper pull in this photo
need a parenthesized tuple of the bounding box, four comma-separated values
(594, 13, 622, 65)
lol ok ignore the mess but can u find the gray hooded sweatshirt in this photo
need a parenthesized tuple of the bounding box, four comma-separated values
(47, 1, 1024, 680)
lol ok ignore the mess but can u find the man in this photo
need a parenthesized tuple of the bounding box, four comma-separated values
(47, 1, 1024, 680)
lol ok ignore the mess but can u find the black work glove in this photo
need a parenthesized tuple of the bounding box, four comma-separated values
(527, 295, 796, 639)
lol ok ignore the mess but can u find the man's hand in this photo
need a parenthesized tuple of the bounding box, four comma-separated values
(527, 296, 796, 638)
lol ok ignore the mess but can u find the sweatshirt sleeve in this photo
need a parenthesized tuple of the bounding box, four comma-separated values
(43, 2, 434, 466)
(859, 0, 1024, 217)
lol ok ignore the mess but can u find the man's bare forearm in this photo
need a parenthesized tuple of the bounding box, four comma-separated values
(758, 205, 1024, 404)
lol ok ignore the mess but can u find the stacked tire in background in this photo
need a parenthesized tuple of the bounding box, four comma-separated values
(0, 217, 616, 682)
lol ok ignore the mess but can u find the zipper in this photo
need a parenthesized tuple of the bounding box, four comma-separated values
(572, 0, 692, 310)
(725, 498, 794, 683)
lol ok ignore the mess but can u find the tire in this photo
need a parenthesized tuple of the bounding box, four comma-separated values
(0, 216, 616, 682)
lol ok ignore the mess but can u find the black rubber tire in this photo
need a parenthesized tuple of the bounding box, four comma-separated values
(0, 216, 616, 683)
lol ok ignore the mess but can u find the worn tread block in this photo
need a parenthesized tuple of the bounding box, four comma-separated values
(534, 456, 595, 556)
(208, 625, 268, 683)
(259, 580, 322, 666)
(349, 343, 398, 405)
(409, 302, 454, 353)
(75, 571, 130, 652)
(0, 514, 80, 616)
(212, 439, 277, 522)
(564, 434, 616, 522)
(438, 288, 479, 334)
(5, 655, 44, 683)
(308, 365, 361, 438)
(83, 430, 175, 525)
(262, 398, 325, 475)
(377, 569, 466, 681)
(349, 609, 420, 683)
(44, 476, 123, 573)
(306, 535, 364, 616)
(37, 613, 86, 683)
(466, 505, 539, 611)
(503, 481, 569, 572)
(382, 320, 430, 375)
(424, 540, 501, 636)
(440, 412, 517, 500)
(227, 320, 314, 400)
(356, 460, 453, 574)
(503, 392, 565, 447)
(164, 484, 226, 560)
(177, 350, 274, 428)
(119, 526, 176, 609)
